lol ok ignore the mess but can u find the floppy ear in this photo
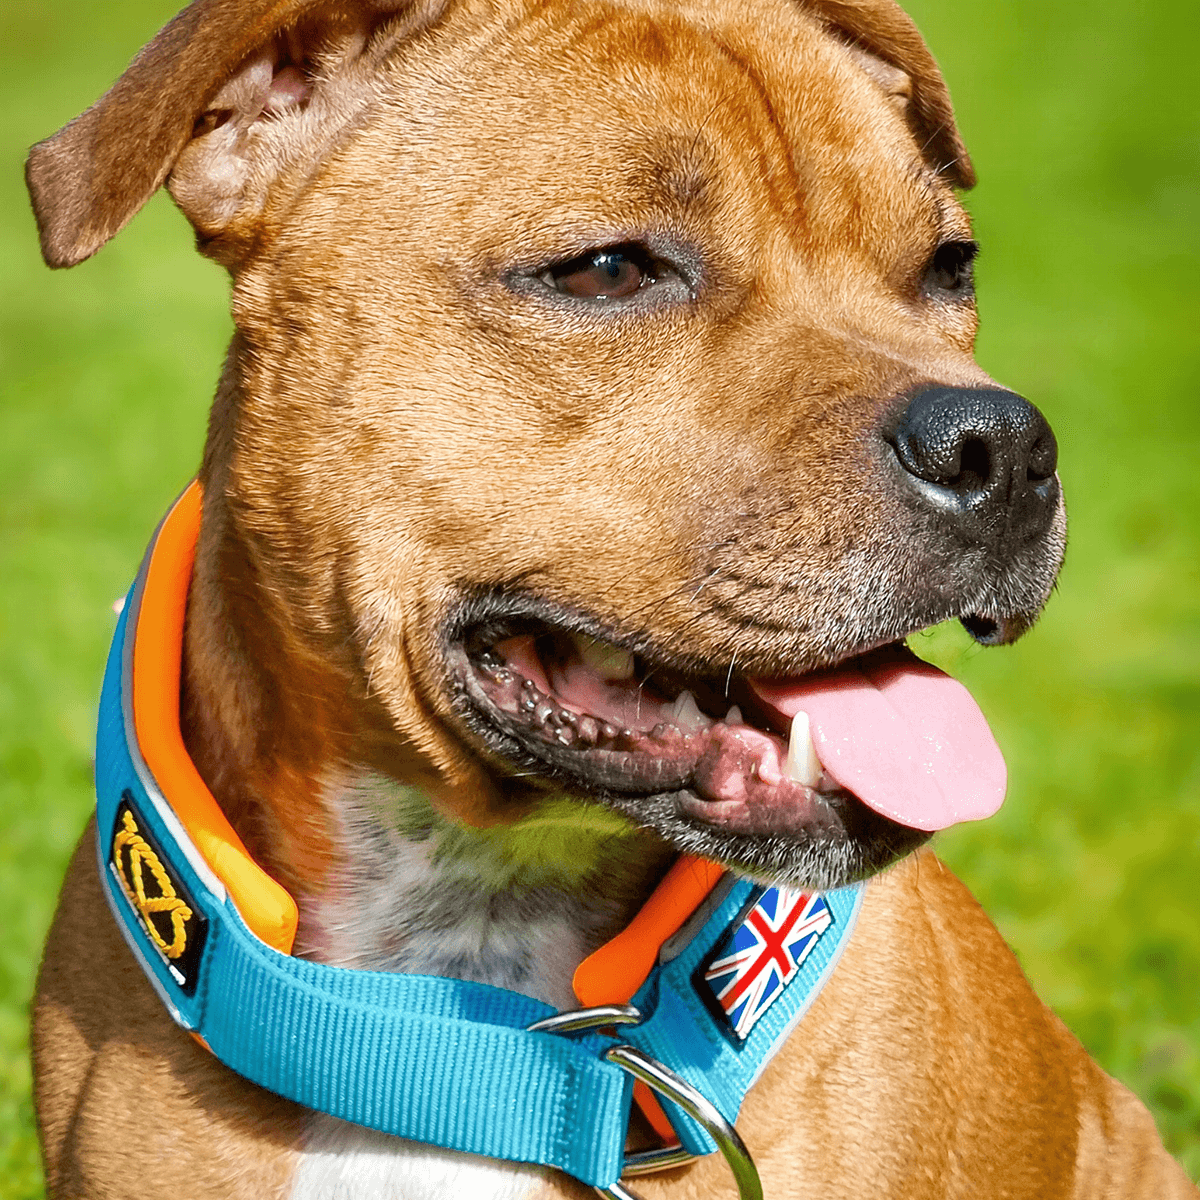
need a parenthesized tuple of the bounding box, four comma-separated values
(26, 0, 444, 268)
(801, 0, 975, 188)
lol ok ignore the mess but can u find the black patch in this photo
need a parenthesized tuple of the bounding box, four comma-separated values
(110, 792, 207, 995)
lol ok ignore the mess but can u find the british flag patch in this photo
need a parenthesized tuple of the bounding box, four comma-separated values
(701, 887, 833, 1041)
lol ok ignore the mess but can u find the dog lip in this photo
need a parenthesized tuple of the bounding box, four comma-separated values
(459, 655, 848, 823)
(674, 782, 849, 837)
(446, 613, 887, 830)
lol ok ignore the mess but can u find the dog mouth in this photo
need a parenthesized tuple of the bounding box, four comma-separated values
(447, 600, 1006, 883)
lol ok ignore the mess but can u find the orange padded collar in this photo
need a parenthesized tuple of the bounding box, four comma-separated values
(131, 482, 298, 953)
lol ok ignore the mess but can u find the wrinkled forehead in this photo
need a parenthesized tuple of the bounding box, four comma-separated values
(341, 0, 957, 264)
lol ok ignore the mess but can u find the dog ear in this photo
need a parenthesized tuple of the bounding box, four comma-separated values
(801, 0, 975, 188)
(26, 0, 445, 268)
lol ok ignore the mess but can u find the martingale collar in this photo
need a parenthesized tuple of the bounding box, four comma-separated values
(94, 482, 866, 1194)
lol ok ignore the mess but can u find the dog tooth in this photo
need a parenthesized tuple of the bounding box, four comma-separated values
(577, 716, 599, 745)
(724, 705, 743, 726)
(521, 693, 538, 713)
(670, 689, 711, 735)
(784, 710, 822, 789)
(534, 701, 555, 724)
(572, 634, 635, 681)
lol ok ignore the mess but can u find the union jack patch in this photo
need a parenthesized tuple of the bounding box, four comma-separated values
(701, 887, 832, 1041)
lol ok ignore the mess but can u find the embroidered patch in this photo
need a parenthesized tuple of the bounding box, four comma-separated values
(700, 887, 832, 1041)
(110, 794, 207, 994)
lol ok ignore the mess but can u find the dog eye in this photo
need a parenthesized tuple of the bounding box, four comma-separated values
(926, 240, 979, 296)
(543, 245, 667, 300)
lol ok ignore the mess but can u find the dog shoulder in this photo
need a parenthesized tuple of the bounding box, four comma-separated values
(33, 821, 305, 1199)
(746, 852, 1196, 1198)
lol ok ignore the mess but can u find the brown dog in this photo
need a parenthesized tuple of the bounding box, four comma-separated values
(27, 0, 1197, 1197)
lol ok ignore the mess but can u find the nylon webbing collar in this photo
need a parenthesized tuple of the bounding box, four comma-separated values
(94, 483, 865, 1191)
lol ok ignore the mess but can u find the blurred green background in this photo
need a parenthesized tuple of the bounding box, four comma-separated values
(1, 0, 1197, 1194)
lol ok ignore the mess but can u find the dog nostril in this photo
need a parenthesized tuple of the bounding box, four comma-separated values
(956, 437, 990, 489)
(1027, 431, 1058, 482)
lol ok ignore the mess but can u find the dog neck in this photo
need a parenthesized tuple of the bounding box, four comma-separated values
(180, 415, 672, 1003)
(292, 770, 671, 1008)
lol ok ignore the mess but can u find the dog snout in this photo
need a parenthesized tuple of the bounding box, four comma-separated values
(885, 385, 1060, 548)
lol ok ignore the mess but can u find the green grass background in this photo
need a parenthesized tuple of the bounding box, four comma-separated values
(1, 0, 1197, 1194)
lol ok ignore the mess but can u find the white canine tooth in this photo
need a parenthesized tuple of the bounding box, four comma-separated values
(784, 710, 822, 788)
(724, 705, 743, 726)
(572, 634, 635, 681)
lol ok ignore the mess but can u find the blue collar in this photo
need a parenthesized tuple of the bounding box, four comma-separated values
(94, 487, 865, 1196)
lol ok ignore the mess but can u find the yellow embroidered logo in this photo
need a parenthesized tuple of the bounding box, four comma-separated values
(109, 794, 208, 995)
(112, 806, 194, 960)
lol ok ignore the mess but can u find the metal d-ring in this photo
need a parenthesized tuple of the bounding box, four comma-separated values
(595, 1045, 762, 1200)
(525, 1004, 644, 1035)
(525, 1006, 760, 1200)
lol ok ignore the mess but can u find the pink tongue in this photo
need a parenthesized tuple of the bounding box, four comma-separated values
(749, 657, 1006, 832)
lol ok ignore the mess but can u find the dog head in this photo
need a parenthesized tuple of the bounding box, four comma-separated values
(29, 0, 1065, 892)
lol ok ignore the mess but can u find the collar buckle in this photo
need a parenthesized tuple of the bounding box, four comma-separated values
(528, 1005, 763, 1200)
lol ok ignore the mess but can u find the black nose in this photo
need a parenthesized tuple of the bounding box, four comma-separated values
(886, 385, 1060, 546)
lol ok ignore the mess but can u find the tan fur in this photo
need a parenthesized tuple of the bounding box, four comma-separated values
(27, 0, 1195, 1196)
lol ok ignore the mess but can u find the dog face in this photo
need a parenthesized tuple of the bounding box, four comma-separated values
(29, 0, 1065, 890)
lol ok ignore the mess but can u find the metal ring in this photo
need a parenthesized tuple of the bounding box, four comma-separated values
(620, 1145, 697, 1177)
(526, 1008, 759, 1199)
(525, 1004, 643, 1036)
(595, 1045, 762, 1200)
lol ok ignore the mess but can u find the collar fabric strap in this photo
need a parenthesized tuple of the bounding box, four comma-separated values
(94, 484, 865, 1190)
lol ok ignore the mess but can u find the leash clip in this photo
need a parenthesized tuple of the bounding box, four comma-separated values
(527, 1005, 762, 1200)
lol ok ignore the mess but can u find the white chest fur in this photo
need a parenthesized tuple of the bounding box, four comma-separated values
(291, 1118, 554, 1200)
(287, 771, 656, 1198)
